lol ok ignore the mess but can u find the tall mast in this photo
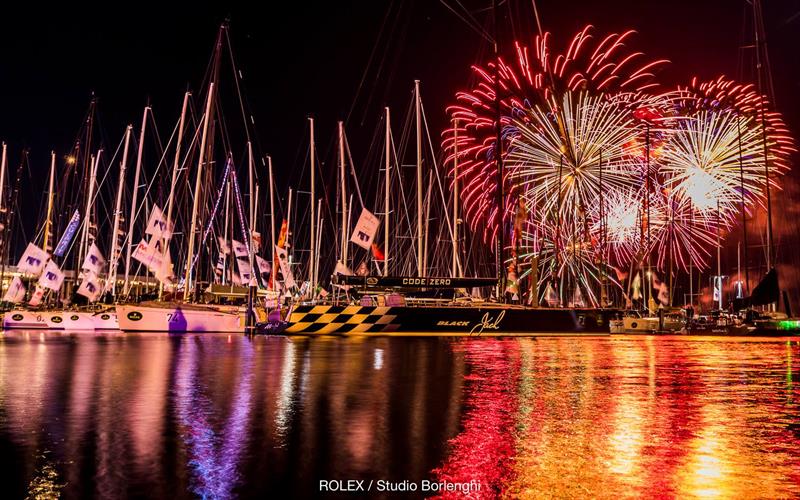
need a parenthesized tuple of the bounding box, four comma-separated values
(309, 117, 316, 290)
(315, 197, 323, 293)
(159, 91, 190, 299)
(0, 143, 6, 220)
(124, 106, 150, 296)
(247, 141, 255, 270)
(384, 107, 391, 277)
(717, 198, 722, 310)
(452, 118, 460, 277)
(736, 115, 749, 293)
(223, 179, 232, 285)
(287, 187, 293, 266)
(109, 125, 132, 295)
(43, 152, 56, 253)
(183, 81, 216, 300)
(268, 156, 276, 289)
(80, 151, 100, 268)
(415, 80, 424, 277)
(493, 0, 505, 301)
(753, 0, 774, 271)
(338, 121, 347, 267)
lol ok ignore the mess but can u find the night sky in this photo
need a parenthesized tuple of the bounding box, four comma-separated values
(1, 0, 799, 302)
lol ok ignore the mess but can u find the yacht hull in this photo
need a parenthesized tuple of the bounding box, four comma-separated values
(116, 304, 244, 333)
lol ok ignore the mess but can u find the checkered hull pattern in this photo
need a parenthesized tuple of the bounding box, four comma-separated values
(285, 305, 400, 333)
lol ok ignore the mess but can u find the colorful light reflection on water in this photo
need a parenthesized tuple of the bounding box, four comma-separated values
(0, 332, 798, 498)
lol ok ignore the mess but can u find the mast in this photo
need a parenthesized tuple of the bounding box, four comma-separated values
(415, 80, 424, 277)
(384, 107, 391, 277)
(287, 187, 293, 268)
(0, 143, 6, 224)
(223, 179, 231, 285)
(736, 115, 749, 293)
(247, 140, 255, 270)
(315, 197, 322, 295)
(80, 151, 100, 269)
(109, 125, 132, 295)
(493, 0, 505, 301)
(268, 156, 276, 289)
(717, 198, 722, 310)
(452, 118, 460, 277)
(159, 91, 190, 299)
(183, 81, 216, 300)
(43, 152, 56, 253)
(338, 121, 347, 267)
(124, 106, 150, 296)
(309, 117, 316, 290)
(753, 0, 774, 272)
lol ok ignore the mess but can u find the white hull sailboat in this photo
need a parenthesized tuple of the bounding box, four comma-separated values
(2, 310, 116, 330)
(116, 303, 244, 333)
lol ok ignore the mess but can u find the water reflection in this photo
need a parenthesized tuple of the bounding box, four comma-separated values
(0, 333, 798, 498)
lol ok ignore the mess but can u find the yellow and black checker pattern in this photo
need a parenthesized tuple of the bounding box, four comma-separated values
(285, 305, 399, 334)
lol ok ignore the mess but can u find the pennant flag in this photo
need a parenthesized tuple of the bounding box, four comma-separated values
(251, 231, 262, 252)
(371, 243, 385, 261)
(355, 261, 369, 276)
(77, 272, 102, 302)
(17, 243, 49, 276)
(145, 204, 173, 239)
(217, 237, 231, 255)
(54, 210, 80, 257)
(275, 245, 296, 288)
(38, 260, 65, 291)
(3, 276, 26, 303)
(28, 285, 45, 307)
(232, 240, 249, 258)
(255, 255, 271, 277)
(237, 258, 253, 284)
(81, 242, 106, 275)
(712, 276, 722, 303)
(350, 208, 380, 250)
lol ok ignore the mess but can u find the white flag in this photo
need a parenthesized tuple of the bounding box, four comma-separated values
(236, 258, 253, 284)
(232, 240, 249, 258)
(17, 243, 49, 276)
(255, 255, 271, 276)
(349, 208, 380, 250)
(251, 231, 262, 252)
(132, 238, 164, 273)
(81, 242, 106, 275)
(145, 204, 173, 239)
(275, 245, 296, 288)
(28, 285, 45, 307)
(77, 273, 102, 302)
(154, 250, 174, 285)
(214, 253, 226, 277)
(3, 276, 26, 303)
(38, 260, 65, 291)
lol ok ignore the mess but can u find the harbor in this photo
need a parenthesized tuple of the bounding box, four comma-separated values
(2, 0, 800, 497)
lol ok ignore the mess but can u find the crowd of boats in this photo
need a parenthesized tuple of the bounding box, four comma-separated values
(1, 22, 797, 338)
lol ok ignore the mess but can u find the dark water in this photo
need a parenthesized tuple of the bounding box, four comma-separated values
(1, 333, 799, 499)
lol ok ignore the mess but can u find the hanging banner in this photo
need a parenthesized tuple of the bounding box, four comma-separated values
(17, 243, 50, 276)
(236, 258, 253, 284)
(231, 240, 249, 258)
(145, 204, 173, 239)
(3, 276, 26, 303)
(132, 238, 164, 273)
(38, 260, 65, 291)
(255, 255, 271, 277)
(275, 245, 296, 288)
(77, 272, 103, 302)
(81, 242, 106, 275)
(54, 210, 81, 257)
(350, 208, 380, 250)
(251, 231, 262, 252)
(214, 253, 226, 277)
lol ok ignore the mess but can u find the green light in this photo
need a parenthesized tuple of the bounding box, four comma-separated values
(777, 320, 800, 331)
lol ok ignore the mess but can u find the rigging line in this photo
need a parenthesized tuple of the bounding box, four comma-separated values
(439, 0, 494, 44)
(224, 26, 252, 144)
(346, 0, 397, 124)
(343, 129, 365, 209)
